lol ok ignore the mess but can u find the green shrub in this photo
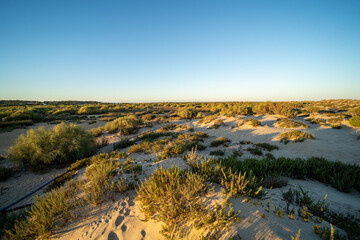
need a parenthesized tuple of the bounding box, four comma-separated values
(114, 139, 135, 149)
(8, 122, 95, 169)
(247, 147, 263, 156)
(276, 118, 308, 128)
(210, 149, 225, 156)
(137, 167, 241, 239)
(278, 130, 315, 143)
(210, 137, 231, 147)
(6, 185, 79, 239)
(246, 118, 262, 127)
(0, 167, 12, 181)
(177, 108, 197, 119)
(90, 127, 103, 137)
(104, 115, 141, 134)
(85, 160, 116, 205)
(349, 116, 360, 127)
(254, 143, 279, 151)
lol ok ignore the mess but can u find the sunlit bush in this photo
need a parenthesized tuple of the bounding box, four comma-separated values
(9, 122, 95, 168)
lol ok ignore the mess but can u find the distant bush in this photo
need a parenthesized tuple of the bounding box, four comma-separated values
(114, 139, 135, 150)
(279, 130, 315, 143)
(177, 108, 197, 119)
(254, 143, 279, 151)
(349, 116, 360, 127)
(104, 115, 141, 134)
(306, 118, 325, 125)
(8, 122, 96, 169)
(210, 137, 231, 147)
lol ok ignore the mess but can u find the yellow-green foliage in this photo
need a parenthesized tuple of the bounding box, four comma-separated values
(177, 108, 197, 119)
(349, 116, 360, 127)
(104, 115, 141, 134)
(8, 122, 95, 168)
(6, 185, 79, 239)
(277, 118, 309, 128)
(279, 130, 315, 143)
(137, 167, 240, 239)
(246, 118, 262, 127)
(85, 160, 116, 205)
(90, 126, 104, 137)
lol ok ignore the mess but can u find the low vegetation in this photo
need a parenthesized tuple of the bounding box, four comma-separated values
(245, 118, 262, 127)
(210, 137, 231, 147)
(104, 115, 141, 134)
(8, 122, 96, 169)
(278, 130, 315, 143)
(137, 167, 241, 239)
(276, 118, 308, 128)
(349, 116, 360, 127)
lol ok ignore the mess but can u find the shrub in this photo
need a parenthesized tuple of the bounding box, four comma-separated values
(349, 116, 360, 127)
(137, 167, 240, 239)
(104, 115, 141, 134)
(114, 139, 135, 149)
(194, 131, 209, 138)
(8, 122, 95, 169)
(0, 167, 12, 181)
(6, 185, 79, 239)
(90, 127, 103, 137)
(254, 143, 279, 151)
(85, 160, 116, 205)
(276, 118, 308, 129)
(247, 147, 263, 156)
(177, 108, 197, 119)
(210, 137, 231, 147)
(278, 130, 315, 143)
(210, 149, 225, 156)
(246, 118, 262, 127)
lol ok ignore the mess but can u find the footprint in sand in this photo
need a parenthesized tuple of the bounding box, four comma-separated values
(115, 216, 124, 227)
(121, 224, 127, 232)
(108, 231, 119, 240)
(141, 230, 146, 238)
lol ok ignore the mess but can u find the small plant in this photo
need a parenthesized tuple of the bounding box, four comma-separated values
(240, 140, 253, 144)
(277, 118, 309, 128)
(110, 178, 132, 193)
(210, 149, 225, 156)
(274, 205, 284, 217)
(210, 137, 231, 147)
(246, 118, 262, 127)
(247, 147, 263, 156)
(254, 143, 279, 151)
(115, 139, 135, 149)
(278, 130, 315, 143)
(185, 146, 203, 166)
(290, 229, 301, 240)
(90, 126, 104, 137)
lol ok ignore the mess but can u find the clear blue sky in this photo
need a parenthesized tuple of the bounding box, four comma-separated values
(0, 0, 359, 102)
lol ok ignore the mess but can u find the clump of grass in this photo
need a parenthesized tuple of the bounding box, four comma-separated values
(276, 118, 309, 128)
(210, 137, 231, 147)
(138, 131, 173, 141)
(8, 122, 96, 169)
(306, 118, 325, 125)
(261, 175, 288, 188)
(90, 126, 104, 137)
(85, 159, 116, 205)
(114, 139, 135, 149)
(6, 184, 80, 239)
(194, 131, 209, 138)
(247, 147, 263, 156)
(254, 143, 279, 151)
(0, 167, 12, 181)
(137, 167, 241, 239)
(245, 118, 262, 127)
(210, 149, 225, 156)
(196, 114, 217, 125)
(209, 119, 225, 129)
(110, 177, 132, 193)
(159, 123, 177, 131)
(240, 140, 253, 145)
(279, 130, 315, 143)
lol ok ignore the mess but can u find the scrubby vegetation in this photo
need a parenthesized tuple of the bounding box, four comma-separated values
(137, 167, 241, 239)
(217, 156, 360, 192)
(349, 116, 360, 127)
(278, 130, 315, 143)
(177, 108, 197, 119)
(210, 137, 231, 147)
(245, 118, 262, 127)
(8, 122, 96, 169)
(276, 118, 309, 128)
(104, 115, 141, 134)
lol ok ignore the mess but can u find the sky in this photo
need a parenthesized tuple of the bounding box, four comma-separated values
(0, 0, 359, 102)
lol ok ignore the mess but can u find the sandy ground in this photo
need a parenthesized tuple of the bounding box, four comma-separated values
(1, 115, 360, 239)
